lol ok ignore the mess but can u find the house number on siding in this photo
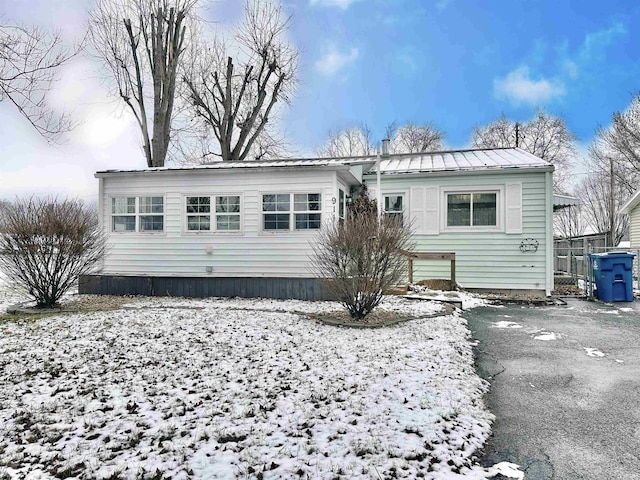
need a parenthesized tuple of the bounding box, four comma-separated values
(519, 238, 539, 253)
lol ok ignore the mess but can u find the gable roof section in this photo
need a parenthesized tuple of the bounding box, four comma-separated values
(95, 147, 552, 177)
(621, 189, 640, 215)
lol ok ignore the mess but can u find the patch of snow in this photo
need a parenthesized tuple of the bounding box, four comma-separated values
(597, 309, 620, 315)
(486, 461, 525, 479)
(615, 359, 625, 364)
(0, 280, 29, 314)
(492, 321, 523, 329)
(534, 332, 559, 341)
(502, 315, 512, 318)
(584, 348, 605, 357)
(407, 285, 489, 310)
(0, 296, 493, 479)
(620, 307, 633, 313)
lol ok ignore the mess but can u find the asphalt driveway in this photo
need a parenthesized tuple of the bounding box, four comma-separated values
(466, 299, 640, 480)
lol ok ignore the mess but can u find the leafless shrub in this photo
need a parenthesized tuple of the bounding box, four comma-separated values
(312, 196, 413, 320)
(0, 197, 105, 308)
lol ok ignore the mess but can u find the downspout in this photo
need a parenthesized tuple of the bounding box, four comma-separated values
(545, 170, 554, 296)
(376, 149, 382, 216)
(377, 138, 390, 217)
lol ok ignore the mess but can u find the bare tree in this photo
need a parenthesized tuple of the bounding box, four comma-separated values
(388, 122, 445, 153)
(471, 110, 577, 191)
(554, 204, 584, 239)
(312, 194, 413, 320)
(0, 197, 105, 308)
(316, 121, 445, 158)
(470, 114, 514, 149)
(575, 172, 628, 246)
(0, 22, 75, 142)
(183, 0, 297, 163)
(89, 0, 197, 167)
(589, 94, 640, 197)
(315, 124, 374, 157)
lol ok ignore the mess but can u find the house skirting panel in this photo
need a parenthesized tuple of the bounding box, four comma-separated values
(78, 275, 333, 301)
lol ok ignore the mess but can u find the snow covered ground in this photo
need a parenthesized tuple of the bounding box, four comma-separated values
(0, 273, 28, 314)
(0, 293, 500, 479)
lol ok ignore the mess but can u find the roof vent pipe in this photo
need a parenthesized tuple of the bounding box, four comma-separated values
(381, 138, 390, 157)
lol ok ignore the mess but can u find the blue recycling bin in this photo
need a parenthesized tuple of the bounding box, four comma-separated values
(590, 251, 636, 302)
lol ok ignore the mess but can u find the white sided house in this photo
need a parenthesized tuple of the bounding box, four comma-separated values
(80, 147, 555, 299)
(621, 190, 640, 247)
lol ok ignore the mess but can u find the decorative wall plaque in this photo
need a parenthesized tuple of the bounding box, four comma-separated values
(520, 238, 539, 253)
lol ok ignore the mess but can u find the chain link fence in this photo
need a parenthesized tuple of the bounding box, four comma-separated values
(554, 236, 640, 297)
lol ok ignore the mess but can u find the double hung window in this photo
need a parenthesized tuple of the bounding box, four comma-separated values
(383, 194, 405, 225)
(262, 193, 321, 231)
(186, 195, 241, 232)
(111, 196, 164, 232)
(186, 197, 211, 231)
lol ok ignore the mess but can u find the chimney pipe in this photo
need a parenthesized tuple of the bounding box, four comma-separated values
(381, 138, 390, 157)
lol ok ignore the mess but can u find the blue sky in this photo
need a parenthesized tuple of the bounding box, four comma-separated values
(0, 0, 638, 199)
(277, 0, 639, 149)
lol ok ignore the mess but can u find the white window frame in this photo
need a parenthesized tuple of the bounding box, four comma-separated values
(441, 186, 503, 233)
(182, 194, 243, 235)
(261, 192, 322, 233)
(110, 195, 165, 234)
(382, 191, 407, 225)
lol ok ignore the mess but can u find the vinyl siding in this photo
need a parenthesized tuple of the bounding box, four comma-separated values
(630, 206, 640, 247)
(101, 169, 341, 278)
(365, 171, 550, 291)
(100, 166, 551, 291)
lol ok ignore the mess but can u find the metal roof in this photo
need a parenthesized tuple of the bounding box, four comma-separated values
(553, 194, 580, 211)
(95, 147, 552, 176)
(369, 147, 552, 174)
(96, 157, 370, 175)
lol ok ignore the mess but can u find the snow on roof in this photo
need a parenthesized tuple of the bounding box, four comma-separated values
(95, 147, 552, 176)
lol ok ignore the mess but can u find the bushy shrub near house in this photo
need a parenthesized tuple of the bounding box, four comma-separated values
(313, 193, 413, 320)
(0, 197, 104, 307)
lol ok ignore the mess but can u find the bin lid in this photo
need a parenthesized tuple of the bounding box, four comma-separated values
(590, 251, 636, 257)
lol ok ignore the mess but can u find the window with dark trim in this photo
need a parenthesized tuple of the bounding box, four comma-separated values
(446, 192, 497, 227)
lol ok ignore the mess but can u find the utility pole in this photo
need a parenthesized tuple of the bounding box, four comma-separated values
(515, 122, 520, 147)
(609, 155, 615, 248)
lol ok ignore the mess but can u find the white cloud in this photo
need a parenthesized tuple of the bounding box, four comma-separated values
(309, 0, 360, 9)
(579, 22, 627, 62)
(493, 66, 566, 106)
(562, 59, 579, 79)
(315, 46, 359, 76)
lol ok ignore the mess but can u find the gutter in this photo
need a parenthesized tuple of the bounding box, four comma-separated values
(362, 165, 554, 180)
